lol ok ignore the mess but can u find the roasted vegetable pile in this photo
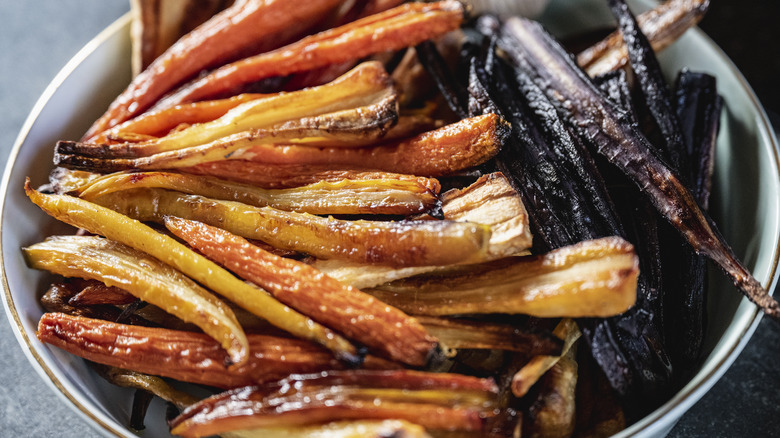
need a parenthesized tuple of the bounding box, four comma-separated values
(23, 0, 778, 437)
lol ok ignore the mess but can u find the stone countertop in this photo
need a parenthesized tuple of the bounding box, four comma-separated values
(0, 1, 777, 436)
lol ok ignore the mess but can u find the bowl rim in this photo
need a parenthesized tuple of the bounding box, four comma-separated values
(0, 13, 136, 438)
(1, 7, 778, 438)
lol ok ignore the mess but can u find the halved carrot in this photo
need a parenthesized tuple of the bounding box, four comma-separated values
(93, 93, 265, 144)
(182, 165, 442, 191)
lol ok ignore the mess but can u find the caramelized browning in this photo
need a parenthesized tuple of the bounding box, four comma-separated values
(77, 62, 397, 158)
(170, 370, 498, 436)
(417, 316, 563, 355)
(57, 97, 400, 172)
(94, 93, 266, 143)
(92, 188, 491, 267)
(25, 181, 359, 363)
(153, 1, 464, 109)
(76, 171, 438, 216)
(85, 0, 344, 139)
(26, 236, 248, 367)
(367, 237, 639, 318)
(234, 114, 505, 177)
(313, 172, 533, 289)
(37, 313, 386, 389)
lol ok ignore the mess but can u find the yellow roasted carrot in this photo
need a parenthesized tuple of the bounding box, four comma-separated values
(80, 62, 397, 158)
(26, 236, 248, 367)
(91, 187, 491, 267)
(25, 180, 359, 363)
(75, 171, 438, 216)
(367, 237, 639, 318)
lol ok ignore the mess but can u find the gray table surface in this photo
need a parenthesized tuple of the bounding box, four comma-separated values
(1, 1, 778, 437)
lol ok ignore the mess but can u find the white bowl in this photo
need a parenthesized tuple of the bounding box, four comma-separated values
(2, 1, 778, 437)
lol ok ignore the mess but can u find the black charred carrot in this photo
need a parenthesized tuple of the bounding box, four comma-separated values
(664, 70, 722, 373)
(498, 17, 779, 321)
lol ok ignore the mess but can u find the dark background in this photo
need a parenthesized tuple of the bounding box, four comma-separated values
(671, 1, 780, 434)
(0, 0, 778, 436)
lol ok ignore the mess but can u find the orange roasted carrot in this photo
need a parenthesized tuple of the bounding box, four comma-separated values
(84, 0, 344, 140)
(37, 313, 394, 389)
(151, 1, 464, 110)
(164, 217, 439, 367)
(280, 0, 408, 90)
(233, 113, 504, 177)
(57, 114, 502, 177)
(93, 93, 265, 144)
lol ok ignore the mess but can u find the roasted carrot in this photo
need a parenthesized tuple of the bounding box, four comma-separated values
(232, 114, 505, 177)
(37, 313, 392, 389)
(182, 165, 442, 190)
(59, 114, 500, 181)
(278, 0, 409, 90)
(129, 0, 231, 76)
(75, 171, 438, 216)
(512, 319, 581, 397)
(84, 0, 344, 140)
(367, 237, 639, 318)
(78, 62, 398, 158)
(91, 188, 491, 268)
(170, 370, 498, 436)
(576, 0, 709, 76)
(25, 181, 360, 363)
(164, 217, 438, 367)
(93, 93, 265, 144)
(312, 172, 534, 290)
(151, 1, 464, 109)
(26, 236, 249, 367)
(68, 281, 137, 306)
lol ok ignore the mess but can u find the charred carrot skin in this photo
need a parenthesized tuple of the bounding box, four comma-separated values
(36, 313, 383, 389)
(577, 0, 709, 77)
(164, 217, 438, 367)
(153, 1, 465, 109)
(84, 0, 344, 140)
(170, 370, 498, 437)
